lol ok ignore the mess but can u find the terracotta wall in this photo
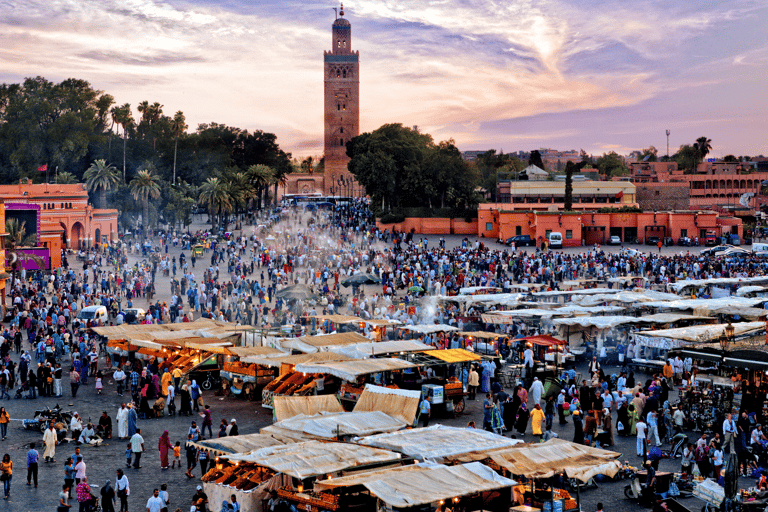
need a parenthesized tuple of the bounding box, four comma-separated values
(376, 218, 478, 235)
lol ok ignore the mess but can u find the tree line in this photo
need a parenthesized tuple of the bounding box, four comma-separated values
(0, 76, 293, 231)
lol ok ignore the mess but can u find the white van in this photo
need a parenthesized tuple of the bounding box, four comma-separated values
(548, 232, 563, 249)
(752, 243, 768, 253)
(78, 305, 109, 325)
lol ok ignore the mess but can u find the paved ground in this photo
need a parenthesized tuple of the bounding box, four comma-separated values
(0, 216, 737, 512)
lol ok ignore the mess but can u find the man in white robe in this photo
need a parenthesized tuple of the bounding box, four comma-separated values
(43, 423, 57, 462)
(116, 403, 129, 439)
(529, 377, 545, 407)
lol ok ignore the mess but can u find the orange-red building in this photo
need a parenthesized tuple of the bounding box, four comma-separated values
(0, 180, 118, 261)
(478, 206, 742, 247)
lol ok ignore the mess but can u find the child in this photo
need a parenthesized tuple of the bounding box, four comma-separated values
(95, 370, 103, 395)
(125, 443, 132, 468)
(172, 441, 181, 469)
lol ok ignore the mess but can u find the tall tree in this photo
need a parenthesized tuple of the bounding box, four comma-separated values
(170, 111, 187, 185)
(84, 159, 121, 209)
(198, 177, 232, 233)
(129, 169, 161, 234)
(694, 137, 712, 159)
(674, 145, 701, 174)
(247, 164, 273, 210)
(595, 152, 628, 178)
(528, 150, 545, 170)
(110, 103, 133, 179)
(55, 171, 78, 184)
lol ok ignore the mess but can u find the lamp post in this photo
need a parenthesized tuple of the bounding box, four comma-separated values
(720, 322, 734, 352)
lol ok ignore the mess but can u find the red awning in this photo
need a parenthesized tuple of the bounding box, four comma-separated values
(519, 335, 566, 347)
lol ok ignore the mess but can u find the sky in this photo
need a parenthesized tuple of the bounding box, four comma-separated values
(1, 0, 766, 159)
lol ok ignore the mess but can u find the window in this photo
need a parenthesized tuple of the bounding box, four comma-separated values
(681, 229, 687, 238)
(566, 230, 573, 239)
(339, 127, 343, 133)
(336, 70, 340, 78)
(486, 222, 493, 232)
(337, 104, 340, 111)
(343, 40, 346, 48)
(337, 40, 341, 48)
(545, 229, 552, 237)
(340, 138, 344, 146)
(342, 104, 346, 111)
(515, 226, 521, 236)
(342, 69, 346, 78)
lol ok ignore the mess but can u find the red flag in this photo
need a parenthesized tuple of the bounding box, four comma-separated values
(615, 191, 624, 200)
(37, 164, 47, 172)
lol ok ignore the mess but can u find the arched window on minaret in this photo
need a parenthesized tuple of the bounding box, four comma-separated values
(342, 69, 347, 78)
(337, 104, 341, 111)
(340, 127, 344, 133)
(340, 139, 344, 146)
(343, 40, 347, 48)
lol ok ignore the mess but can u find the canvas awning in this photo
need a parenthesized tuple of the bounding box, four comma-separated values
(273, 395, 344, 422)
(241, 352, 352, 368)
(282, 332, 371, 353)
(446, 438, 621, 482)
(189, 433, 284, 456)
(357, 425, 521, 461)
(353, 384, 422, 425)
(518, 335, 567, 347)
(228, 346, 285, 358)
(328, 340, 434, 360)
(553, 316, 640, 329)
(312, 315, 363, 324)
(293, 358, 417, 382)
(634, 321, 764, 349)
(261, 411, 407, 442)
(458, 331, 506, 340)
(315, 462, 516, 508)
(223, 440, 402, 479)
(399, 324, 459, 334)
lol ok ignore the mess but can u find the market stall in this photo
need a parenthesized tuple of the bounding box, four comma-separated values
(279, 332, 370, 354)
(327, 339, 433, 360)
(202, 440, 403, 512)
(220, 346, 285, 400)
(352, 384, 422, 425)
(272, 395, 345, 422)
(403, 348, 481, 414)
(189, 433, 285, 457)
(312, 461, 516, 512)
(261, 411, 408, 442)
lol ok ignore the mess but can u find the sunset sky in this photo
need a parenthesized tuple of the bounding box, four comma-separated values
(1, 0, 766, 159)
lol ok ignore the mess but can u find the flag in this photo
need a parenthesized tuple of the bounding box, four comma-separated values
(615, 191, 624, 200)
(37, 164, 47, 172)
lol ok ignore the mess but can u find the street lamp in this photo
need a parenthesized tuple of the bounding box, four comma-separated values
(720, 322, 735, 350)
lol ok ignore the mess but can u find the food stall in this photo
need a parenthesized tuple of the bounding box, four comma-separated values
(312, 461, 516, 512)
(402, 348, 480, 414)
(362, 318, 401, 342)
(278, 332, 370, 354)
(444, 438, 622, 512)
(202, 440, 404, 512)
(189, 433, 285, 458)
(326, 339, 434, 361)
(272, 395, 345, 423)
(220, 346, 285, 400)
(292, 358, 420, 410)
(251, 352, 353, 409)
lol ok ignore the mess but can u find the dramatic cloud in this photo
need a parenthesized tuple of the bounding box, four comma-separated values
(0, 0, 765, 158)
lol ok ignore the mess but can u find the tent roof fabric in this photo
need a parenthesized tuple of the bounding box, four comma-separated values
(458, 331, 505, 339)
(328, 340, 433, 359)
(241, 352, 352, 367)
(293, 358, 418, 382)
(399, 324, 459, 334)
(282, 332, 371, 353)
(312, 315, 363, 324)
(422, 348, 480, 363)
(518, 335, 566, 347)
(635, 321, 764, 344)
(228, 346, 284, 358)
(446, 438, 621, 482)
(353, 384, 422, 425)
(273, 395, 344, 422)
(263, 411, 407, 440)
(189, 433, 284, 456)
(223, 440, 402, 479)
(357, 425, 521, 460)
(314, 462, 515, 508)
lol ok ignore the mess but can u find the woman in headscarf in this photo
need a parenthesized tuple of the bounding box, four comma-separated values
(158, 430, 173, 469)
(504, 385, 521, 432)
(628, 402, 638, 436)
(515, 402, 530, 435)
(602, 408, 614, 447)
(617, 401, 629, 437)
(219, 500, 233, 512)
(127, 404, 138, 437)
(151, 374, 160, 398)
(161, 368, 172, 397)
(179, 382, 192, 416)
(101, 479, 115, 512)
(491, 396, 505, 435)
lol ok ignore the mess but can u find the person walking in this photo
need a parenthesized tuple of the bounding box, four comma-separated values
(419, 397, 431, 427)
(70, 368, 80, 398)
(76, 477, 91, 512)
(130, 429, 144, 469)
(0, 407, 9, 441)
(26, 442, 39, 487)
(201, 405, 213, 439)
(146, 488, 164, 512)
(113, 368, 126, 397)
(116, 404, 128, 439)
(64, 458, 75, 499)
(115, 469, 129, 512)
(184, 434, 198, 478)
(44, 423, 58, 462)
(59, 483, 71, 511)
(0, 453, 12, 499)
(100, 479, 116, 512)
(158, 431, 172, 469)
(468, 366, 479, 400)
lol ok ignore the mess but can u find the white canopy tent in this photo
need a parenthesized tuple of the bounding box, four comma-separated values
(328, 340, 433, 360)
(633, 321, 765, 349)
(399, 324, 459, 334)
(293, 358, 418, 382)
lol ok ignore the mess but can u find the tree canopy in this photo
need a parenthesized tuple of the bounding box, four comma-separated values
(346, 123, 479, 212)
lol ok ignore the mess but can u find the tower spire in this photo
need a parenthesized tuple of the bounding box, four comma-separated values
(340, 2, 344, 16)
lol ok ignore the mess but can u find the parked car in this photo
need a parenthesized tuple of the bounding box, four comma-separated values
(607, 235, 621, 245)
(700, 245, 732, 257)
(646, 236, 660, 246)
(504, 235, 536, 247)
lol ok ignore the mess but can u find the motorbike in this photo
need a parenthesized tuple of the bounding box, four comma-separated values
(24, 405, 74, 433)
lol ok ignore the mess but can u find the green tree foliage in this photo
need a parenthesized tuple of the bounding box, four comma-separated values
(346, 124, 479, 212)
(55, 172, 78, 184)
(199, 176, 232, 233)
(595, 151, 628, 178)
(694, 137, 712, 159)
(723, 155, 738, 163)
(673, 144, 701, 174)
(129, 169, 161, 234)
(84, 159, 120, 209)
(641, 146, 658, 162)
(4, 218, 40, 292)
(473, 150, 524, 201)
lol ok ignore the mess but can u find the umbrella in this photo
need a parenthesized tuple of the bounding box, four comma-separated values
(407, 286, 424, 293)
(341, 273, 381, 287)
(275, 284, 316, 301)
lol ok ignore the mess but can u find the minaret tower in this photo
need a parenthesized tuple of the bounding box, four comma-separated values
(323, 3, 360, 196)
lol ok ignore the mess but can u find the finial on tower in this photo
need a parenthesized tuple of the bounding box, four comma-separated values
(340, 2, 344, 16)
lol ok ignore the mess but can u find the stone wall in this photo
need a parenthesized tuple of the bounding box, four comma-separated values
(636, 183, 690, 211)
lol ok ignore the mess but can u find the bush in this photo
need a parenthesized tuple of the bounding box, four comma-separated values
(379, 212, 406, 224)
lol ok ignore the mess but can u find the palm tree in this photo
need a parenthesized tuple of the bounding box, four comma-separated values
(129, 169, 161, 235)
(111, 103, 133, 179)
(199, 177, 232, 233)
(4, 218, 40, 294)
(247, 164, 273, 210)
(170, 111, 187, 185)
(84, 159, 121, 209)
(55, 172, 78, 184)
(695, 137, 712, 159)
